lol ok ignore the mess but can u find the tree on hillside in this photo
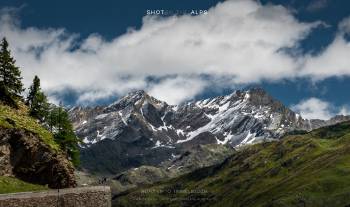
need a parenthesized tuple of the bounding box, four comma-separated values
(0, 38, 80, 167)
(26, 76, 49, 122)
(48, 104, 80, 167)
(0, 38, 24, 106)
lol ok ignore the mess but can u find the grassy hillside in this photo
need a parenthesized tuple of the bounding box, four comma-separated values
(115, 121, 350, 207)
(0, 176, 47, 194)
(0, 103, 59, 151)
(0, 103, 63, 193)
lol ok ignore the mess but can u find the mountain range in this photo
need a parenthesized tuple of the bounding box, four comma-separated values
(69, 88, 350, 175)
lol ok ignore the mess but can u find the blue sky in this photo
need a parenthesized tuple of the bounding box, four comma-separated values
(0, 0, 350, 119)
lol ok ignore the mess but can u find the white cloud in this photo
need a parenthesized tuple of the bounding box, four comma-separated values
(301, 17, 350, 80)
(291, 98, 333, 120)
(339, 106, 350, 116)
(1, 0, 350, 105)
(291, 98, 349, 120)
(147, 76, 207, 105)
(0, 0, 321, 104)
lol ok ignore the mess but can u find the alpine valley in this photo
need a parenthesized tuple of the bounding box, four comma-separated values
(69, 88, 350, 194)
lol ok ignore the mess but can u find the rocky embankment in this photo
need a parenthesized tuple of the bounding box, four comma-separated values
(0, 126, 76, 188)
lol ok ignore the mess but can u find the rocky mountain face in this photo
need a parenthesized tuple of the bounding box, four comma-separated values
(69, 88, 350, 175)
(75, 144, 235, 195)
(0, 126, 76, 188)
(111, 144, 235, 194)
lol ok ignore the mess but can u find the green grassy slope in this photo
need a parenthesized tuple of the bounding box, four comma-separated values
(115, 121, 350, 207)
(0, 103, 59, 194)
(0, 176, 47, 194)
(0, 104, 59, 150)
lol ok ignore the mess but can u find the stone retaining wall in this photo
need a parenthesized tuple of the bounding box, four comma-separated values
(0, 186, 111, 207)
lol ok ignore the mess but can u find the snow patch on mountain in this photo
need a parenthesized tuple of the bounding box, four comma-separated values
(70, 88, 350, 150)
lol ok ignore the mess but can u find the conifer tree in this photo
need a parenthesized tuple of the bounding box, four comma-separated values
(48, 104, 80, 166)
(26, 76, 40, 105)
(0, 38, 24, 103)
(26, 75, 49, 122)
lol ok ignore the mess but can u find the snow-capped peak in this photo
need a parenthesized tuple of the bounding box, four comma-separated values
(70, 88, 350, 150)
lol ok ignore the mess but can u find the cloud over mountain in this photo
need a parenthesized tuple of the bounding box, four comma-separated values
(291, 97, 350, 120)
(0, 0, 349, 106)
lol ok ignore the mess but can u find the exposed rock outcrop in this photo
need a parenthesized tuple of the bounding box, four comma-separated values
(0, 126, 76, 188)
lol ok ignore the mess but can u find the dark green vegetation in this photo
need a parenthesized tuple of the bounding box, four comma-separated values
(0, 37, 80, 167)
(0, 38, 24, 108)
(0, 176, 47, 194)
(49, 105, 81, 166)
(26, 75, 49, 123)
(115, 121, 350, 207)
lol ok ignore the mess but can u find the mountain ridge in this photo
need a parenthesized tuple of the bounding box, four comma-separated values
(69, 88, 350, 174)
